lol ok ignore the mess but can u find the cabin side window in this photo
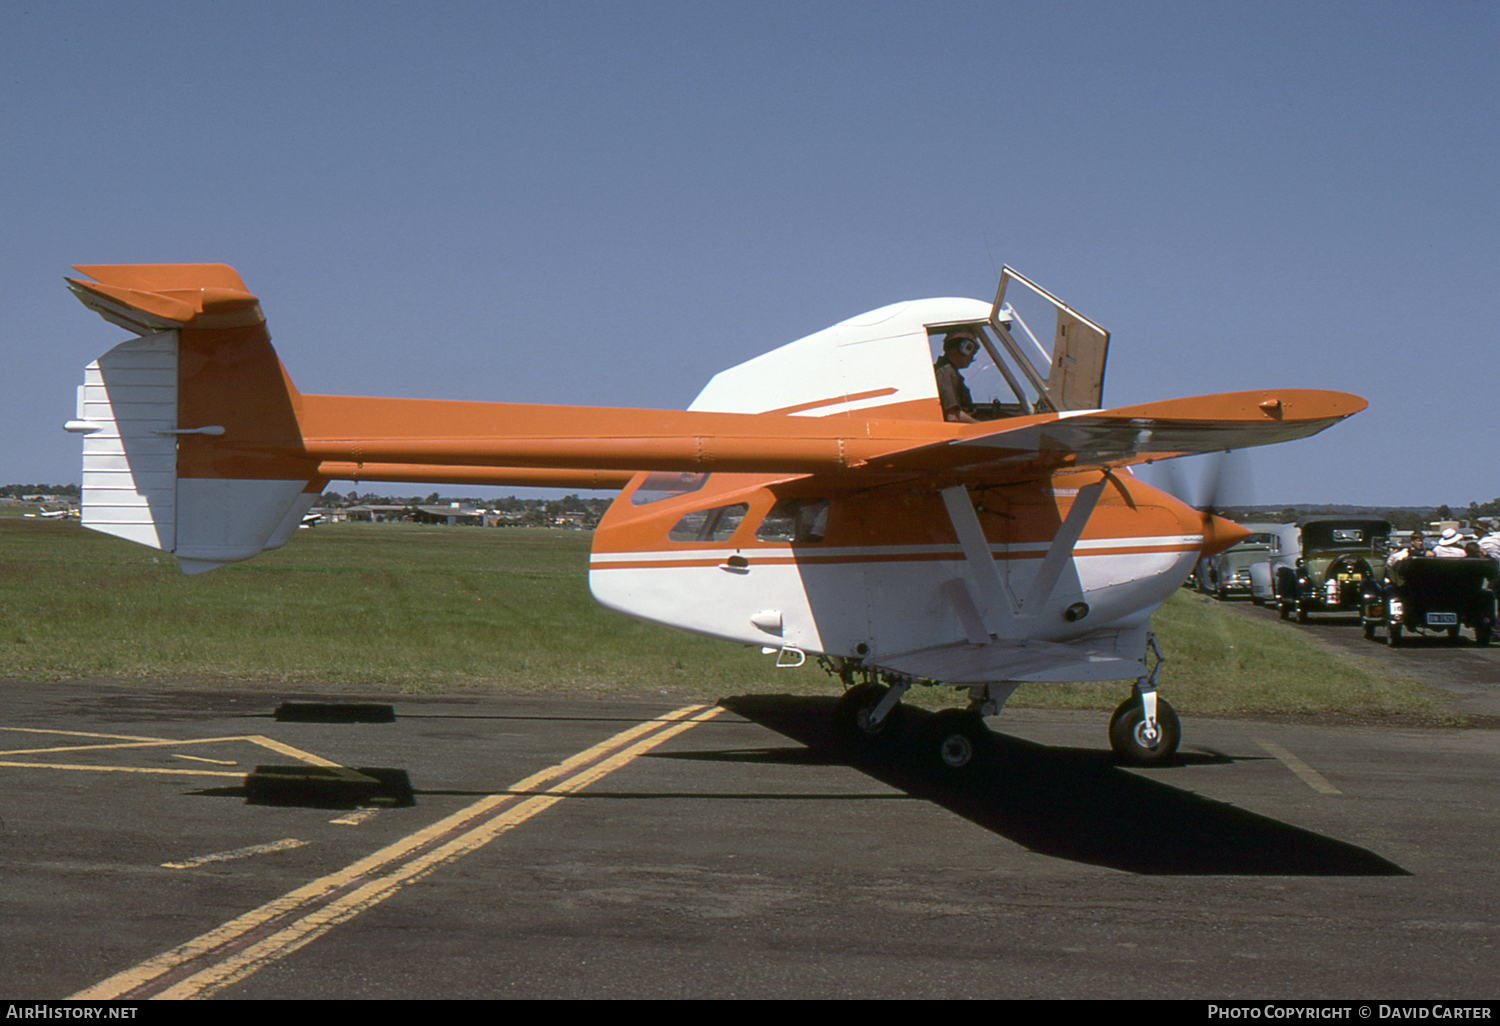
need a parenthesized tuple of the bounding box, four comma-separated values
(755, 498, 829, 544)
(668, 503, 749, 543)
(630, 472, 709, 506)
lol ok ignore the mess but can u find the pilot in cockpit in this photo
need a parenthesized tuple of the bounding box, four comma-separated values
(934, 330, 982, 423)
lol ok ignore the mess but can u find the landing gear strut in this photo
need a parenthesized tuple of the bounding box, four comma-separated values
(1108, 694, 1181, 765)
(833, 680, 907, 749)
(1108, 634, 1180, 766)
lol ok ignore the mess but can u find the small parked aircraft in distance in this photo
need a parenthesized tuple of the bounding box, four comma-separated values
(24, 505, 78, 520)
(62, 263, 1364, 770)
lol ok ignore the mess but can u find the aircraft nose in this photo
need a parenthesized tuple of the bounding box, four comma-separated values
(1200, 514, 1251, 558)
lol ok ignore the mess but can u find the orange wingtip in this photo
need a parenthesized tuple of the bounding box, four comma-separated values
(1103, 389, 1368, 423)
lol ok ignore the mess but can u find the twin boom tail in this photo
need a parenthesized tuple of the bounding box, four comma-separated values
(64, 264, 320, 574)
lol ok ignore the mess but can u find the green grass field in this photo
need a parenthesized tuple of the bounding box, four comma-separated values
(0, 512, 1450, 720)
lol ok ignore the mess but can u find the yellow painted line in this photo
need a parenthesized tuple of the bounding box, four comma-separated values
(1, 729, 369, 776)
(73, 704, 724, 1001)
(1, 737, 247, 757)
(174, 754, 239, 766)
(329, 808, 380, 826)
(0, 760, 243, 778)
(1257, 740, 1343, 795)
(162, 839, 308, 870)
(242, 735, 345, 768)
(161, 710, 727, 1000)
(1, 731, 371, 781)
(242, 735, 378, 783)
(1, 726, 175, 743)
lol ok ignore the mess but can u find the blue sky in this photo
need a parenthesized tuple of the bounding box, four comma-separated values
(5, 0, 1496, 508)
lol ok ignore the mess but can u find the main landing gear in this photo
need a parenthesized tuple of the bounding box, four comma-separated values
(825, 637, 1183, 773)
(832, 678, 993, 777)
(833, 681, 906, 749)
(922, 707, 990, 777)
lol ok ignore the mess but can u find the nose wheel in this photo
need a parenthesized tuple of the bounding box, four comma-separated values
(1108, 694, 1181, 766)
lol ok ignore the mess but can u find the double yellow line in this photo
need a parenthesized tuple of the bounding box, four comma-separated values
(73, 703, 725, 1000)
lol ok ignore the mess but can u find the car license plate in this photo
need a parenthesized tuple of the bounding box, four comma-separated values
(1426, 612, 1458, 626)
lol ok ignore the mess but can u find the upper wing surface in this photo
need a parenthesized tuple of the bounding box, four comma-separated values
(851, 389, 1366, 485)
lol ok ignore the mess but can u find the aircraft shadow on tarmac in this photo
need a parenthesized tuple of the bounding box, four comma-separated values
(705, 695, 1409, 878)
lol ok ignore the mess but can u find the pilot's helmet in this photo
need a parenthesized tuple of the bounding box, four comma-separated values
(943, 331, 980, 358)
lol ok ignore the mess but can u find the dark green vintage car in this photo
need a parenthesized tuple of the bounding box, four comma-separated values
(1270, 516, 1391, 623)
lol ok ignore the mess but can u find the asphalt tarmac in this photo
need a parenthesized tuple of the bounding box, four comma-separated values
(3, 668, 1497, 1001)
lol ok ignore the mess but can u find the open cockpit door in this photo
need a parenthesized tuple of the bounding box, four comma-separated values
(989, 266, 1110, 412)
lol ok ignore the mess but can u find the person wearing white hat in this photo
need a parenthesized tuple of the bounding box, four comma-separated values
(1432, 527, 1467, 558)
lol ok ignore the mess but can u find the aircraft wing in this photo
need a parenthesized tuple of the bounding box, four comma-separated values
(286, 387, 1361, 489)
(849, 389, 1366, 486)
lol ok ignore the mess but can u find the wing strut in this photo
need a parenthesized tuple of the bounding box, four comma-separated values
(939, 475, 1109, 643)
(1020, 476, 1108, 614)
(940, 485, 1019, 640)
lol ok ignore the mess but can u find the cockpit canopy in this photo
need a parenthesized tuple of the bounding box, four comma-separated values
(688, 266, 1109, 422)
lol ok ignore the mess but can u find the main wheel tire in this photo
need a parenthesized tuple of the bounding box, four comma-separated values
(1108, 695, 1181, 766)
(834, 683, 904, 750)
(1388, 623, 1403, 647)
(924, 708, 989, 777)
(1477, 624, 1493, 647)
(1363, 621, 1376, 641)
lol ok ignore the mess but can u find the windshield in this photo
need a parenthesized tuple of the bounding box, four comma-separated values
(925, 269, 1111, 418)
(928, 321, 1048, 418)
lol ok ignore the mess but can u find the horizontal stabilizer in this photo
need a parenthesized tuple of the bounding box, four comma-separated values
(67, 264, 265, 335)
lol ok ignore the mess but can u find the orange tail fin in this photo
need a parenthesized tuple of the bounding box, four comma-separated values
(64, 264, 322, 574)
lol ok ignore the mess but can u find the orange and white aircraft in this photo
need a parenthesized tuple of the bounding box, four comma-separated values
(62, 263, 1364, 769)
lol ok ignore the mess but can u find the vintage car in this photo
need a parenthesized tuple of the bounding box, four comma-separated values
(1270, 516, 1391, 623)
(1367, 555, 1496, 646)
(1198, 523, 1277, 599)
(1248, 522, 1298, 605)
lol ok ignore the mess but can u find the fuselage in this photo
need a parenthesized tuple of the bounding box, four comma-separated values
(588, 466, 1209, 677)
